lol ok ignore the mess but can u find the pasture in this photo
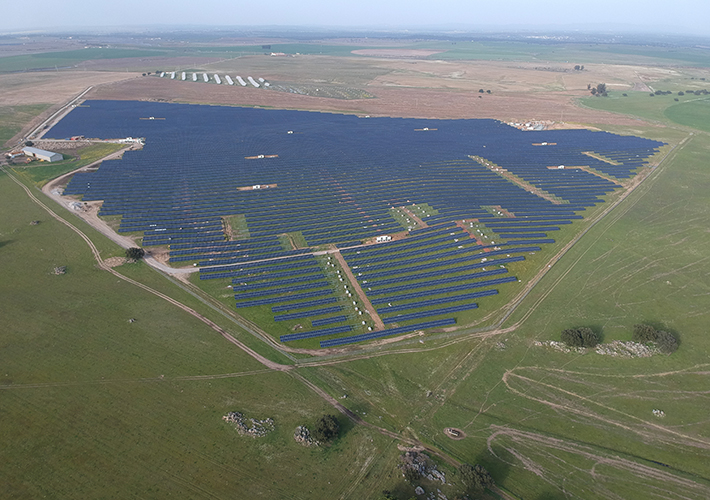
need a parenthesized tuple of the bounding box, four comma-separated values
(0, 104, 50, 146)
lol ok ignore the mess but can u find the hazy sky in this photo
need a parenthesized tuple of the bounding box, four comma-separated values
(15, 0, 710, 36)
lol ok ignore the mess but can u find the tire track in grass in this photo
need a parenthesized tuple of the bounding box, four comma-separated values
(2, 166, 292, 373)
(4, 167, 465, 481)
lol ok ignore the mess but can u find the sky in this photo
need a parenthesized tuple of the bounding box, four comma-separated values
(14, 0, 710, 36)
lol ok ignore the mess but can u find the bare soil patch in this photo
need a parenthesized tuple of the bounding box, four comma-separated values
(444, 427, 467, 440)
(351, 49, 446, 58)
(103, 256, 127, 268)
(87, 77, 644, 126)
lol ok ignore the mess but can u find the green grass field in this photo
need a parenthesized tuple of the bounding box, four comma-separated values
(664, 98, 710, 132)
(0, 104, 51, 146)
(580, 90, 710, 127)
(0, 48, 169, 73)
(12, 142, 125, 186)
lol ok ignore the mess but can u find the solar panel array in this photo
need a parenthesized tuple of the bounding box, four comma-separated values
(47, 100, 665, 347)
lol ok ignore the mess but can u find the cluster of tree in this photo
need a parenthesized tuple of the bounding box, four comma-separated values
(560, 327, 601, 348)
(588, 83, 607, 97)
(574, 65, 585, 71)
(125, 247, 146, 260)
(655, 89, 708, 97)
(478, 89, 492, 94)
(311, 414, 339, 442)
(459, 463, 494, 494)
(632, 324, 678, 354)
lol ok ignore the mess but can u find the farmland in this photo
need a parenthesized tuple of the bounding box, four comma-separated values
(2, 32, 710, 500)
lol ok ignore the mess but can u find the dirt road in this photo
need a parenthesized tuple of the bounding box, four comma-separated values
(332, 250, 385, 330)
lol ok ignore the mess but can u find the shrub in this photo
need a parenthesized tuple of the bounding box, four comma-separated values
(404, 467, 420, 483)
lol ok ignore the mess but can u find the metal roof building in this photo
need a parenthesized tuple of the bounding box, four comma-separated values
(22, 147, 62, 162)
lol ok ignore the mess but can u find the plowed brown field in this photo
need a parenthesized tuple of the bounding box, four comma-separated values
(88, 77, 645, 125)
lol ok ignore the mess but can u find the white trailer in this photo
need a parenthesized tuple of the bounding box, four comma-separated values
(258, 77, 265, 82)
(214, 74, 221, 84)
(192, 73, 197, 82)
(160, 72, 165, 77)
(170, 72, 175, 79)
(236, 76, 247, 86)
(247, 76, 260, 88)
(203, 73, 209, 82)
(181, 72, 186, 81)
(225, 75, 234, 85)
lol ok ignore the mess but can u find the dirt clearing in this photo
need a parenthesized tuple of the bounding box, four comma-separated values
(87, 77, 646, 125)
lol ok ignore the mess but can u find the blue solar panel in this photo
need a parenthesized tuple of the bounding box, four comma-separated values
(320, 318, 456, 347)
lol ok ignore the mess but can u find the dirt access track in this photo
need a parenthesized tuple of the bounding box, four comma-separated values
(87, 77, 646, 125)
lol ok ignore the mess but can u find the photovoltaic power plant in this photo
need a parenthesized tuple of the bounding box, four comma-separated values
(47, 100, 664, 347)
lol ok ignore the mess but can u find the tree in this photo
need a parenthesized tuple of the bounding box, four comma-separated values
(311, 414, 339, 442)
(633, 324, 678, 354)
(574, 65, 580, 70)
(561, 327, 600, 348)
(126, 247, 146, 260)
(479, 89, 485, 93)
(678, 91, 684, 96)
(580, 328, 601, 347)
(632, 324, 657, 343)
(486, 89, 492, 94)
(24, 140, 34, 147)
(595, 83, 607, 96)
(459, 463, 494, 492)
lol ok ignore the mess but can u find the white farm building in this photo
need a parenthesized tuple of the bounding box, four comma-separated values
(22, 147, 62, 162)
